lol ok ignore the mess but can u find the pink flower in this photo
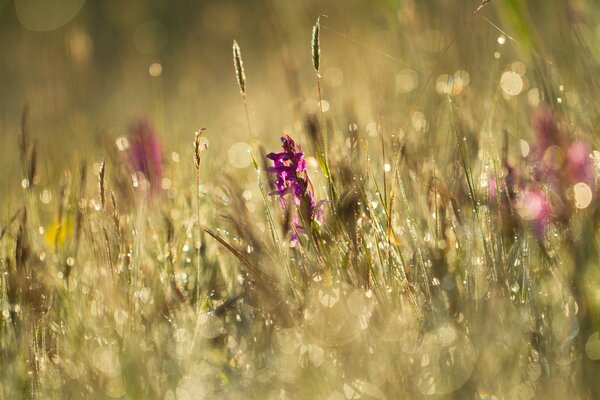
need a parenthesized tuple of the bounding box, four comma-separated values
(528, 109, 564, 180)
(266, 135, 325, 245)
(516, 187, 552, 239)
(566, 140, 594, 186)
(266, 135, 308, 208)
(127, 119, 163, 192)
(508, 109, 597, 238)
(531, 108, 560, 150)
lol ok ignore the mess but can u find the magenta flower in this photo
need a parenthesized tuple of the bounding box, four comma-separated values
(516, 187, 552, 239)
(266, 135, 325, 245)
(566, 140, 594, 186)
(267, 135, 308, 206)
(531, 108, 559, 148)
(128, 119, 163, 192)
(504, 109, 598, 239)
(528, 109, 564, 180)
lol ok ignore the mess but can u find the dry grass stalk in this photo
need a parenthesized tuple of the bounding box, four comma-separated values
(110, 191, 120, 240)
(98, 160, 106, 211)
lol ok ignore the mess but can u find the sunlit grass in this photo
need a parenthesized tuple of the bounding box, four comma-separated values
(2, 0, 600, 398)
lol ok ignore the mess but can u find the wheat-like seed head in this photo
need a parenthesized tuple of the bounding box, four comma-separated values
(194, 128, 206, 170)
(311, 17, 321, 72)
(474, 0, 492, 13)
(232, 40, 246, 95)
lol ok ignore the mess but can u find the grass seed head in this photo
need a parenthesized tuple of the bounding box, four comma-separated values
(98, 160, 106, 210)
(233, 40, 246, 95)
(194, 128, 206, 171)
(311, 17, 321, 72)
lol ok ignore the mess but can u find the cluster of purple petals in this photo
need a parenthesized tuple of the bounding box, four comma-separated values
(499, 109, 596, 239)
(527, 109, 595, 188)
(266, 135, 324, 245)
(128, 119, 163, 191)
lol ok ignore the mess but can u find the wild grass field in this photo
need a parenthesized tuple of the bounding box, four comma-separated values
(2, 0, 600, 398)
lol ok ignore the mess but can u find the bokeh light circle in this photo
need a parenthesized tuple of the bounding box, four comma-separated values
(16, 0, 85, 31)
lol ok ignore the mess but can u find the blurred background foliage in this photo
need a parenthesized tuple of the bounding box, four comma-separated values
(1, 0, 599, 193)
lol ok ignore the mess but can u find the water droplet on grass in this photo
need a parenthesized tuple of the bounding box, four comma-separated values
(500, 71, 523, 96)
(573, 182, 592, 209)
(227, 142, 252, 169)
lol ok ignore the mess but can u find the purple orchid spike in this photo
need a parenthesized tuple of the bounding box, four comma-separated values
(266, 134, 324, 246)
(506, 109, 598, 239)
(128, 119, 163, 192)
(516, 187, 553, 240)
(566, 140, 594, 186)
(531, 108, 560, 150)
(528, 109, 565, 182)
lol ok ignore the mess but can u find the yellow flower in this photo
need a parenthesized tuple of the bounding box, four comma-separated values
(45, 217, 74, 248)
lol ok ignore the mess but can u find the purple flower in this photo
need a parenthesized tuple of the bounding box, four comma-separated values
(531, 108, 560, 150)
(128, 119, 163, 192)
(506, 109, 598, 238)
(528, 109, 564, 179)
(516, 187, 552, 239)
(267, 135, 325, 245)
(566, 140, 594, 186)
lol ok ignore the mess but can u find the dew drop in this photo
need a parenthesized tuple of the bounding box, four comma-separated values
(500, 71, 523, 96)
(228, 142, 252, 169)
(586, 332, 600, 360)
(573, 182, 592, 209)
(149, 62, 163, 77)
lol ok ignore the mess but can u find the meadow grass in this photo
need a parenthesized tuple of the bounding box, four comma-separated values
(2, 1, 600, 398)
